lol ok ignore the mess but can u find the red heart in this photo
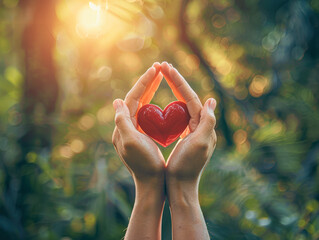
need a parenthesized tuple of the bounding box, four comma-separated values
(137, 101, 190, 147)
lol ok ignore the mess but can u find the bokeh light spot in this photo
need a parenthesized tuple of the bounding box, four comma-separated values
(117, 34, 145, 52)
(95, 66, 112, 82)
(59, 145, 74, 158)
(163, 25, 178, 42)
(249, 75, 270, 97)
(26, 152, 37, 163)
(78, 114, 95, 131)
(70, 139, 84, 153)
(97, 104, 114, 124)
(185, 54, 200, 71)
(234, 85, 248, 100)
(226, 8, 241, 23)
(216, 59, 232, 75)
(84, 212, 96, 231)
(233, 129, 247, 145)
(71, 218, 83, 232)
(212, 14, 226, 28)
(148, 5, 164, 19)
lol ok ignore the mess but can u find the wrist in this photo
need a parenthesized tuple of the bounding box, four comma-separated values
(166, 178, 210, 240)
(166, 178, 200, 209)
(125, 175, 165, 240)
(134, 177, 166, 209)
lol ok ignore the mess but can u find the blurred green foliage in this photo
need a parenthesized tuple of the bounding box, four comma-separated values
(1, 0, 319, 239)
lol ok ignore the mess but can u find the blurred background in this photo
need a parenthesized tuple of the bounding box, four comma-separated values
(0, 0, 319, 239)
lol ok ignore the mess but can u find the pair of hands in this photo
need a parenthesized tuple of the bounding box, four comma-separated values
(112, 62, 217, 188)
(112, 62, 217, 239)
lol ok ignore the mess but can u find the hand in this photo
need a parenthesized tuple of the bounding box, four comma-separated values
(166, 98, 217, 182)
(112, 63, 165, 183)
(112, 63, 166, 240)
(161, 62, 217, 182)
(161, 62, 217, 240)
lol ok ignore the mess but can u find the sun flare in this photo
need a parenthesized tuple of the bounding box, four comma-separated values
(76, 1, 108, 38)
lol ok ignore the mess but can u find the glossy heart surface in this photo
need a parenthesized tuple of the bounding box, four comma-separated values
(137, 101, 190, 147)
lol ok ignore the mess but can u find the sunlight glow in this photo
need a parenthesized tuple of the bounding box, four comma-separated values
(105, 0, 109, 10)
(89, 2, 101, 25)
(76, 1, 108, 38)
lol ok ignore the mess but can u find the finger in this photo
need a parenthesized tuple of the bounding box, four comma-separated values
(195, 98, 217, 139)
(161, 62, 184, 100)
(161, 62, 202, 132)
(140, 63, 162, 105)
(125, 66, 157, 117)
(113, 99, 137, 136)
(161, 62, 200, 103)
(180, 126, 190, 139)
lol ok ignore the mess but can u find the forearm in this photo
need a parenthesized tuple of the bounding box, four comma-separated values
(125, 179, 165, 240)
(167, 179, 210, 240)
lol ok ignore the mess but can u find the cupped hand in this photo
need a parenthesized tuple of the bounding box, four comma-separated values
(161, 62, 217, 182)
(112, 63, 165, 183)
(166, 99, 217, 181)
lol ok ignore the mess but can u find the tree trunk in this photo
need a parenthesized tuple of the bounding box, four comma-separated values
(13, 0, 58, 239)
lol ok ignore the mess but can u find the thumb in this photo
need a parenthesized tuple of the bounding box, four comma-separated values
(113, 99, 136, 136)
(196, 98, 217, 138)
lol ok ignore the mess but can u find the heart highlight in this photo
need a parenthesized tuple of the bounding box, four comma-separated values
(137, 101, 190, 147)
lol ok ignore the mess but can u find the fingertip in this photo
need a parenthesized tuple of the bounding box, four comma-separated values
(153, 62, 161, 68)
(153, 63, 161, 75)
(113, 98, 123, 111)
(161, 61, 171, 69)
(208, 98, 217, 111)
(161, 62, 170, 75)
(149, 66, 156, 76)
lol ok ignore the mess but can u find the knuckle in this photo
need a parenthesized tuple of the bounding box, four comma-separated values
(189, 95, 201, 107)
(115, 113, 127, 126)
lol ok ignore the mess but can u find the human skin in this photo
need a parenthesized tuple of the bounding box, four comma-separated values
(112, 62, 166, 240)
(112, 62, 217, 240)
(161, 62, 217, 240)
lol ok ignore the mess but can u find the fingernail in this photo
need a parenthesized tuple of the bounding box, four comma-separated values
(113, 99, 122, 111)
(150, 66, 156, 75)
(209, 98, 217, 111)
